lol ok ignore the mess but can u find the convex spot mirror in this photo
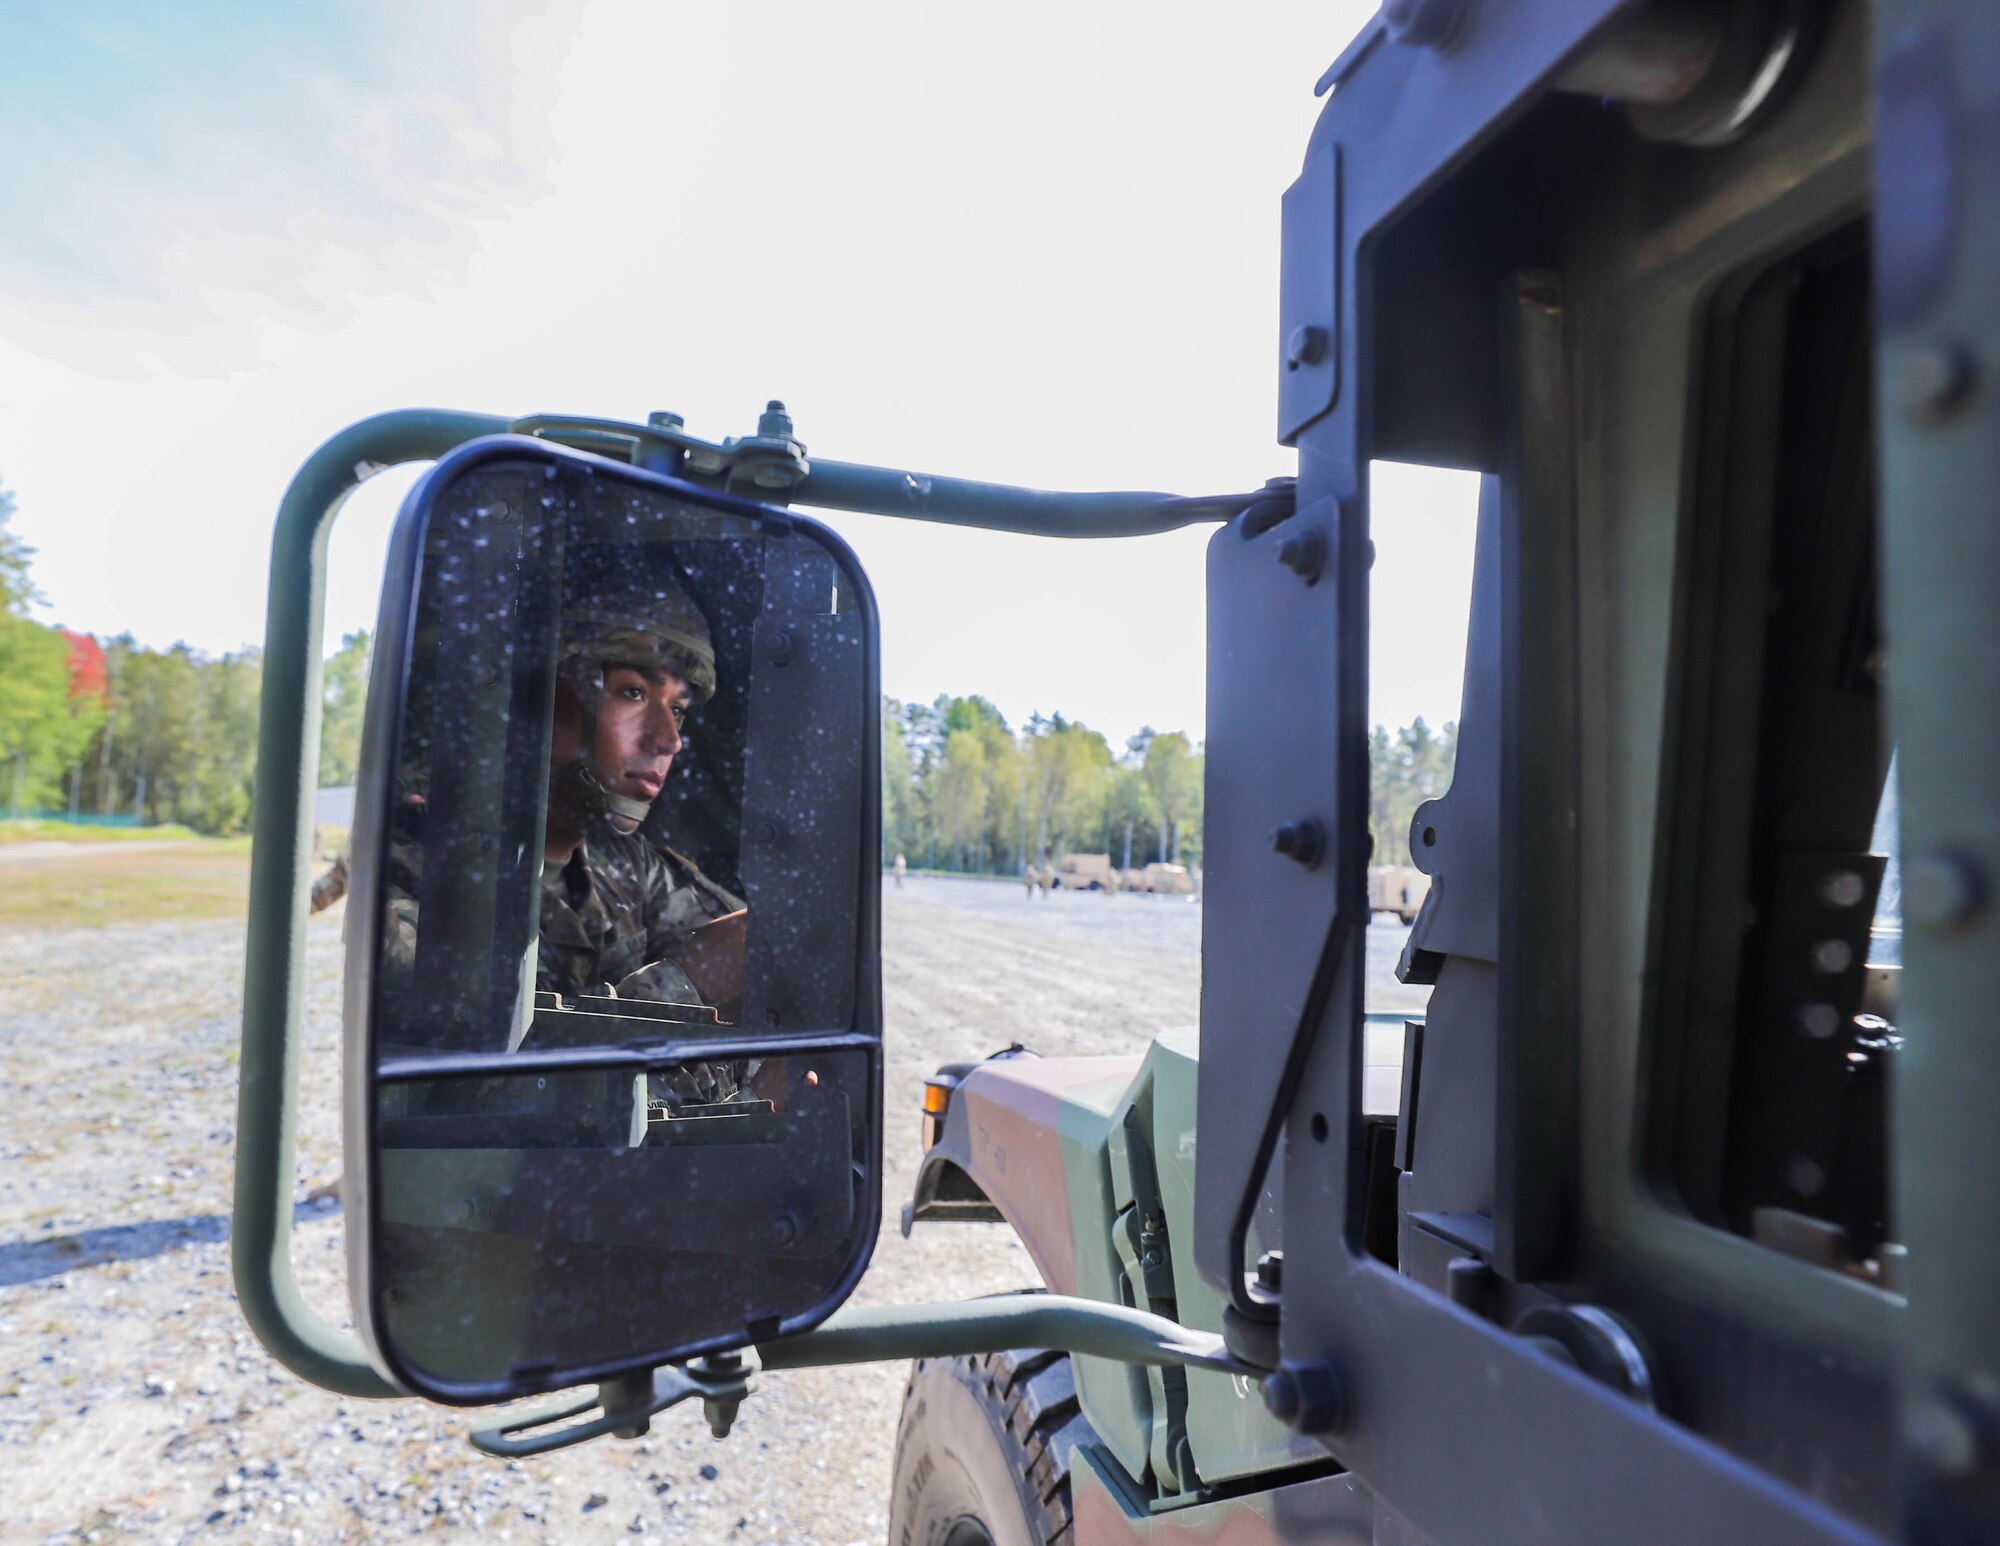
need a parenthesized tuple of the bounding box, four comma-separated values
(343, 436, 882, 1404)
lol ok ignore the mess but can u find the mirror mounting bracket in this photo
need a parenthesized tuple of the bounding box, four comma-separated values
(470, 1351, 761, 1459)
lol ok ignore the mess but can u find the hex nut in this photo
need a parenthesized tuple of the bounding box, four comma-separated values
(1262, 1359, 1348, 1436)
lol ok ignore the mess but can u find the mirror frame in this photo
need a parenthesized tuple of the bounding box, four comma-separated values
(339, 434, 883, 1402)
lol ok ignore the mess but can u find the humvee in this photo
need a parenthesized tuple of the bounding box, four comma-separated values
(233, 0, 1999, 1541)
(1049, 853, 1118, 891)
(1366, 863, 1430, 925)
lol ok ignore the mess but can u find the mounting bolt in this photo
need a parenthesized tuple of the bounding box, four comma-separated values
(1907, 851, 1988, 926)
(757, 399, 795, 439)
(1272, 819, 1326, 870)
(1255, 1250, 1284, 1296)
(1286, 324, 1328, 370)
(1383, 0, 1473, 50)
(767, 626, 797, 665)
(1262, 1359, 1348, 1436)
(1276, 527, 1326, 585)
(1908, 1388, 2000, 1481)
(1897, 343, 1976, 425)
(648, 410, 686, 431)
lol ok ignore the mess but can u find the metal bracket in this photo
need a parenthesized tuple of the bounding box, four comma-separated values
(467, 1295, 1252, 1459)
(471, 1352, 759, 1458)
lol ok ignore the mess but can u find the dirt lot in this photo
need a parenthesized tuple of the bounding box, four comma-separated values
(0, 867, 1424, 1545)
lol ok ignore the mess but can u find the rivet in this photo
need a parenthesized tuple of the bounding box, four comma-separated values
(1285, 325, 1327, 370)
(1276, 528, 1326, 584)
(1907, 851, 1987, 926)
(1908, 1388, 2000, 1481)
(1783, 1154, 1826, 1197)
(1897, 342, 1976, 425)
(1796, 1003, 1840, 1040)
(1272, 819, 1325, 869)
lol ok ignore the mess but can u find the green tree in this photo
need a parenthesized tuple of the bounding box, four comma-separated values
(934, 727, 991, 869)
(0, 489, 102, 813)
(319, 628, 372, 787)
(1105, 763, 1156, 869)
(882, 697, 920, 864)
(1369, 717, 1457, 866)
(1140, 729, 1200, 864)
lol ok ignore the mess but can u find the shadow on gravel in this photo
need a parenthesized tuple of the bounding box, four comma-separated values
(0, 1199, 338, 1287)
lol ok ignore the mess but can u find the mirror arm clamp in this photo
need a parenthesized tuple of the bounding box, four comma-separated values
(235, 408, 511, 1401)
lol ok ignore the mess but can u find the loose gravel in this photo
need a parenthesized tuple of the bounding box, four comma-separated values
(1, 876, 1421, 1544)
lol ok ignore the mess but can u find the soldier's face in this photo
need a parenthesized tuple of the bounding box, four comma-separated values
(595, 664, 692, 809)
(550, 663, 694, 822)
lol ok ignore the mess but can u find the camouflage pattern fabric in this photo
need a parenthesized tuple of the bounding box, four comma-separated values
(537, 820, 744, 1004)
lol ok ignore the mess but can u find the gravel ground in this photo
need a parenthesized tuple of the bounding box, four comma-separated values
(0, 874, 1423, 1545)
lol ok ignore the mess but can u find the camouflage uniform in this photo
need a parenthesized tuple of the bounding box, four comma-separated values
(537, 819, 744, 1003)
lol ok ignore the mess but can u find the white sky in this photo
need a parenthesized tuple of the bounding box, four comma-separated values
(0, 0, 1478, 750)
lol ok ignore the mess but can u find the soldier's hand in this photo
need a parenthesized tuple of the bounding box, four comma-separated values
(673, 909, 748, 1026)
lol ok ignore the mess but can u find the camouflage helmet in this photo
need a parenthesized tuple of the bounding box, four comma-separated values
(558, 579, 716, 703)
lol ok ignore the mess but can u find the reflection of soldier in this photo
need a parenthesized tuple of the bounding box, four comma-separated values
(1024, 863, 1039, 899)
(539, 579, 747, 1020)
(309, 852, 348, 913)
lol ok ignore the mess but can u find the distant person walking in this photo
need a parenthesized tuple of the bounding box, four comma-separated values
(892, 852, 906, 889)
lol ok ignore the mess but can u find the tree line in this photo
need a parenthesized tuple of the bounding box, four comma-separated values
(883, 693, 1457, 877)
(883, 695, 1206, 876)
(0, 483, 373, 834)
(5, 481, 1454, 847)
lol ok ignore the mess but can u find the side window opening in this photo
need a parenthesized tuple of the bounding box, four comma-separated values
(1365, 461, 1480, 1113)
(1655, 218, 1898, 1285)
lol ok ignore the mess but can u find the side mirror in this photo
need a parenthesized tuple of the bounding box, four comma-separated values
(342, 436, 881, 1404)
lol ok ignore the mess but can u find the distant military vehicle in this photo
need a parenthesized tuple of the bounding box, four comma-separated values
(1049, 852, 1117, 890)
(1132, 860, 1194, 895)
(236, 2, 1995, 1541)
(1366, 863, 1430, 925)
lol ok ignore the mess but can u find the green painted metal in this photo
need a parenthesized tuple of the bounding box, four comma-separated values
(758, 1294, 1250, 1375)
(509, 408, 1268, 537)
(233, 408, 508, 1399)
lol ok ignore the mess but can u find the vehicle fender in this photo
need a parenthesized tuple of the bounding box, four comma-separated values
(905, 1051, 1143, 1297)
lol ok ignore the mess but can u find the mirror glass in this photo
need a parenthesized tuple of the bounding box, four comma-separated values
(346, 439, 880, 1402)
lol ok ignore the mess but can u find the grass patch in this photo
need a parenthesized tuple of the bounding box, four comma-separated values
(0, 819, 215, 846)
(0, 844, 253, 928)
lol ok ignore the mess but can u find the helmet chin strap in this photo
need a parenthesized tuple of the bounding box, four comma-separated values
(552, 671, 656, 831)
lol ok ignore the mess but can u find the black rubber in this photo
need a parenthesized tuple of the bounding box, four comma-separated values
(888, 1347, 1099, 1546)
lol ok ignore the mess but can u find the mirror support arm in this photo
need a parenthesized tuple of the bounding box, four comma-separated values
(509, 409, 1295, 537)
(472, 1295, 1254, 1458)
(792, 460, 1288, 539)
(235, 408, 510, 1400)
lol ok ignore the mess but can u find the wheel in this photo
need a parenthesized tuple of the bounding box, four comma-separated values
(888, 1348, 1097, 1546)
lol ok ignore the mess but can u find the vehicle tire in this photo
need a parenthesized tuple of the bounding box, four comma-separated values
(888, 1347, 1098, 1546)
